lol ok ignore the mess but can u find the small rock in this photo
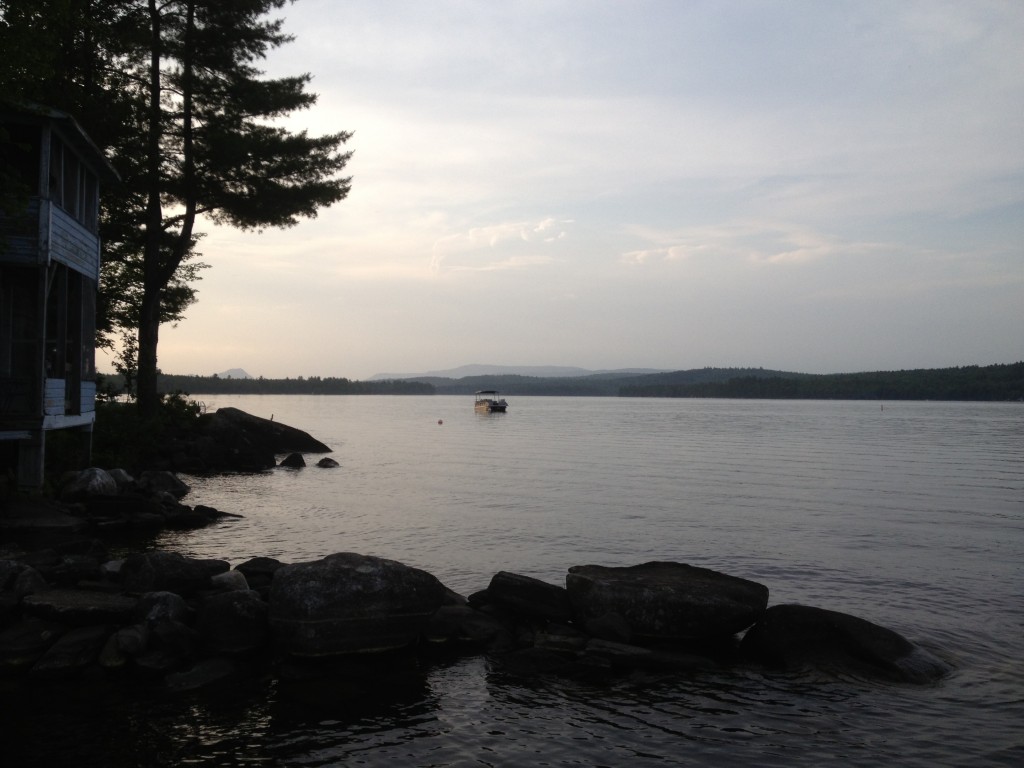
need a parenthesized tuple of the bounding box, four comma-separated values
(279, 452, 306, 468)
(210, 570, 250, 592)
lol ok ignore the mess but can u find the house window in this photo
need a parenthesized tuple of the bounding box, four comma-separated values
(0, 265, 39, 378)
(47, 135, 100, 234)
(2, 123, 40, 195)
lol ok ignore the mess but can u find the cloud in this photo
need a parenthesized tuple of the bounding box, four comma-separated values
(430, 217, 573, 273)
(620, 221, 871, 268)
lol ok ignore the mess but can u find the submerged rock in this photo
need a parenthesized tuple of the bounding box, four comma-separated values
(739, 603, 952, 683)
(566, 562, 769, 644)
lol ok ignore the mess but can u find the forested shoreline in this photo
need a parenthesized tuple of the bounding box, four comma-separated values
(119, 362, 1024, 401)
(618, 363, 1023, 401)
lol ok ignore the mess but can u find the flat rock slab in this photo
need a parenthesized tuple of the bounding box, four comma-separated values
(22, 589, 138, 626)
(739, 603, 952, 683)
(566, 562, 769, 643)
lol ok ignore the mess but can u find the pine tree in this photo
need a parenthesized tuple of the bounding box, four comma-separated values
(133, 0, 351, 414)
(2, 0, 352, 415)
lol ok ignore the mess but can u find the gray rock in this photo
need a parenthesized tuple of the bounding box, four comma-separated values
(138, 470, 191, 500)
(582, 611, 633, 644)
(235, 557, 285, 591)
(210, 570, 250, 592)
(121, 552, 229, 595)
(316, 457, 340, 468)
(149, 616, 199, 660)
(212, 407, 332, 453)
(566, 562, 769, 643)
(166, 657, 240, 691)
(486, 571, 573, 623)
(424, 604, 510, 647)
(0, 617, 65, 673)
(162, 502, 214, 530)
(739, 603, 952, 683)
(279, 452, 306, 468)
(83, 494, 165, 525)
(30, 625, 110, 679)
(0, 561, 48, 598)
(197, 590, 268, 653)
(107, 467, 135, 490)
(111, 623, 151, 657)
(269, 552, 447, 656)
(136, 591, 192, 625)
(61, 467, 117, 499)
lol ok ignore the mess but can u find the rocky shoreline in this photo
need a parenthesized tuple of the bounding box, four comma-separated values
(0, 411, 953, 693)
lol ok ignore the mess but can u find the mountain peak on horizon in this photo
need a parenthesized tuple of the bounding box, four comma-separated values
(216, 368, 253, 379)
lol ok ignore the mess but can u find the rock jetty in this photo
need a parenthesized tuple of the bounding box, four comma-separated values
(0, 537, 952, 690)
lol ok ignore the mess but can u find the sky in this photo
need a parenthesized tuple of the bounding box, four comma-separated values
(103, 0, 1024, 380)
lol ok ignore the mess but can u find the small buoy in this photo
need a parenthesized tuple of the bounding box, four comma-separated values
(438, 419, 443, 425)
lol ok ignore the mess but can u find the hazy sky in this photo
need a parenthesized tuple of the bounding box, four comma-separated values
(109, 0, 1024, 380)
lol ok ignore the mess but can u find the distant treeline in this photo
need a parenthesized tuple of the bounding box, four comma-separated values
(138, 374, 434, 396)
(102, 362, 1023, 401)
(618, 363, 1024, 401)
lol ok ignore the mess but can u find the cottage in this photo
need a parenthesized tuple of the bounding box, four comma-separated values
(1, 103, 118, 488)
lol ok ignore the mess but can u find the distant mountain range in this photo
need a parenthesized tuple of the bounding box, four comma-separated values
(142, 362, 1021, 400)
(369, 364, 668, 380)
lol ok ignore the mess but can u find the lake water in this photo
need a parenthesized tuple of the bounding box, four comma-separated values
(9, 396, 1024, 766)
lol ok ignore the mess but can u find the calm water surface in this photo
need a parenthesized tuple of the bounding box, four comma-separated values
(7, 396, 1023, 766)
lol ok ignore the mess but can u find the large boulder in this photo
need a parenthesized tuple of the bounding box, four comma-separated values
(60, 467, 117, 500)
(269, 553, 448, 656)
(739, 604, 952, 683)
(197, 408, 332, 471)
(566, 562, 769, 644)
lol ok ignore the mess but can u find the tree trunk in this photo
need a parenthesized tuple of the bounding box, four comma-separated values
(138, 0, 165, 418)
(136, 287, 162, 416)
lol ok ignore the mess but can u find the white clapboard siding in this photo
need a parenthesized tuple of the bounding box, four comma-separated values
(44, 378, 65, 416)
